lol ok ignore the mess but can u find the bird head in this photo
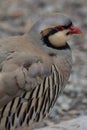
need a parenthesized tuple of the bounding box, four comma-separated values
(31, 13, 82, 49)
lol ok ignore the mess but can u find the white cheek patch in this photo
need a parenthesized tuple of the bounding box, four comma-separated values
(48, 30, 69, 47)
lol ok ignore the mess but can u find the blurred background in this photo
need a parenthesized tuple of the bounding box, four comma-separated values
(0, 0, 87, 127)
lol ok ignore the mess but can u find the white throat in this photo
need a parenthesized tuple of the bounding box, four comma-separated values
(48, 30, 70, 47)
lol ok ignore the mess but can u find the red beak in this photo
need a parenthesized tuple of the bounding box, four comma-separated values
(69, 26, 82, 35)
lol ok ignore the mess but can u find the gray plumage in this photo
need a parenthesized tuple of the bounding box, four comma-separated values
(0, 13, 81, 130)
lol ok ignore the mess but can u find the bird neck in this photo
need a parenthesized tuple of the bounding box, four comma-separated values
(26, 31, 72, 82)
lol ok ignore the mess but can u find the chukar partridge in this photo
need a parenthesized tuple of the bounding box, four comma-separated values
(0, 13, 82, 130)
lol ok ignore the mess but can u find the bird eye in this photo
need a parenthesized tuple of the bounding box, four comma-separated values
(63, 22, 73, 29)
(54, 26, 64, 31)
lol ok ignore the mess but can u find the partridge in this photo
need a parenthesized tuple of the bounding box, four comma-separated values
(0, 13, 82, 130)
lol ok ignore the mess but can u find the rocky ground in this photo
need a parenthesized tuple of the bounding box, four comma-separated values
(0, 0, 87, 128)
(37, 116, 87, 130)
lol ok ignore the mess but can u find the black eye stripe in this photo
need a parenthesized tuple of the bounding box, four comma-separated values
(49, 29, 58, 35)
(41, 21, 72, 37)
(54, 26, 64, 31)
(63, 21, 73, 29)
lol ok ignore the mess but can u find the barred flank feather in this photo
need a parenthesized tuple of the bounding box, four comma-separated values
(0, 13, 80, 130)
(0, 64, 63, 130)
